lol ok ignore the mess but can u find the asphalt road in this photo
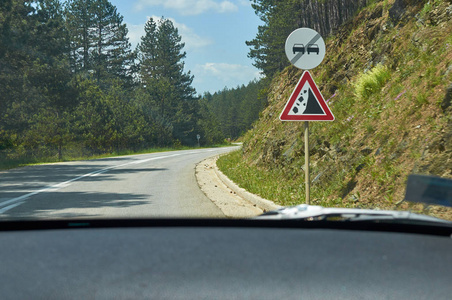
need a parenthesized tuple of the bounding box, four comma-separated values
(0, 147, 238, 219)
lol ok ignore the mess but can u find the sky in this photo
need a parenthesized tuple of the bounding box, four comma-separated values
(109, 0, 263, 95)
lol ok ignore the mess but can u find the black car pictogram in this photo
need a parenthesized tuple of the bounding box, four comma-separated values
(292, 44, 305, 54)
(307, 44, 319, 54)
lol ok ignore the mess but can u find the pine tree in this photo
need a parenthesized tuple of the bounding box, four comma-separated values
(90, 0, 134, 86)
(65, 0, 94, 74)
(32, 0, 76, 159)
(205, 80, 267, 140)
(0, 0, 76, 159)
(65, 0, 134, 87)
(137, 17, 198, 145)
(138, 18, 196, 116)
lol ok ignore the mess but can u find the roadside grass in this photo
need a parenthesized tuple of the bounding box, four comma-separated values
(217, 150, 301, 206)
(0, 142, 232, 171)
(217, 150, 364, 208)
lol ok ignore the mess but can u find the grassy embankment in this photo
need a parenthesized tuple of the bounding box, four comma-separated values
(218, 0, 452, 220)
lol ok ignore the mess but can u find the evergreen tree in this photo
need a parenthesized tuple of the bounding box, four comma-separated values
(0, 0, 37, 137)
(205, 80, 267, 140)
(197, 98, 224, 146)
(65, 0, 134, 87)
(137, 17, 198, 145)
(0, 0, 228, 163)
(90, 0, 135, 87)
(65, 0, 94, 74)
(0, 0, 75, 158)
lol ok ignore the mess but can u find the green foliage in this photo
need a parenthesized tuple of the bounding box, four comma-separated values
(0, 1, 230, 167)
(196, 100, 225, 145)
(204, 80, 267, 140)
(415, 92, 429, 106)
(137, 17, 201, 146)
(419, 0, 442, 20)
(353, 64, 391, 101)
(64, 0, 135, 87)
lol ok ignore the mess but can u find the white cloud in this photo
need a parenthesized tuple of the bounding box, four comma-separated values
(193, 62, 262, 92)
(126, 16, 212, 51)
(126, 23, 145, 50)
(151, 16, 212, 50)
(134, 0, 238, 16)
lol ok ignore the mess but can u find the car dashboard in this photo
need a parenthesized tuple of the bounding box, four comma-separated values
(0, 219, 451, 299)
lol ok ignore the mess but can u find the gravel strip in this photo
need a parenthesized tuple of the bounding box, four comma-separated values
(196, 155, 280, 218)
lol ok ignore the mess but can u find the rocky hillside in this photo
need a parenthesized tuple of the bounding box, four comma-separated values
(218, 0, 452, 219)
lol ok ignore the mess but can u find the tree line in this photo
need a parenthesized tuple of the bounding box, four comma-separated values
(202, 80, 267, 140)
(0, 0, 266, 163)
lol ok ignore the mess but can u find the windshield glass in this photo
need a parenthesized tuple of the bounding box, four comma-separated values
(1, 0, 451, 221)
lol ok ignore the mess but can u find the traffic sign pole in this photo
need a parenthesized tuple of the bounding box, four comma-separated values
(304, 122, 310, 204)
(281, 28, 334, 206)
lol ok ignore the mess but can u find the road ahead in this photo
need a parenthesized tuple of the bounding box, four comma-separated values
(0, 147, 237, 219)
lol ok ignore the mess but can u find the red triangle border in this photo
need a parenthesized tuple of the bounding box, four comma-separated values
(279, 71, 334, 121)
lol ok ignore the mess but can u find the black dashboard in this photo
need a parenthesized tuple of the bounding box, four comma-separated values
(0, 219, 451, 299)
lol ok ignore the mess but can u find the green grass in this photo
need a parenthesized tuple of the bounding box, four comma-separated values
(353, 64, 391, 101)
(217, 150, 363, 208)
(415, 93, 429, 106)
(0, 143, 232, 171)
(217, 150, 300, 206)
(419, 0, 443, 20)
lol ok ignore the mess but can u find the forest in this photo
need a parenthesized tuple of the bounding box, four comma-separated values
(202, 80, 267, 140)
(0, 0, 380, 166)
(0, 0, 266, 165)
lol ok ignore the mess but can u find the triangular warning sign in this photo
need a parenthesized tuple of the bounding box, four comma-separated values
(280, 71, 334, 121)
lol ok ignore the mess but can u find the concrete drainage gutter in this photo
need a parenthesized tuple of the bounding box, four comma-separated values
(212, 156, 281, 213)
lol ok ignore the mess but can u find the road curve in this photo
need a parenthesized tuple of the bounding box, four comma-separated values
(0, 147, 238, 219)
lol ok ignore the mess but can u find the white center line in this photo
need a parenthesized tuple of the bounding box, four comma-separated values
(0, 153, 182, 213)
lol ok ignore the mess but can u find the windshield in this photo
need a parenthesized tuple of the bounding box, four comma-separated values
(1, 0, 452, 222)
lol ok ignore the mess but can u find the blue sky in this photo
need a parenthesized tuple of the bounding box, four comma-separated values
(109, 0, 263, 95)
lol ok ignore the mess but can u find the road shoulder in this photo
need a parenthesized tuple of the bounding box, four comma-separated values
(196, 155, 280, 218)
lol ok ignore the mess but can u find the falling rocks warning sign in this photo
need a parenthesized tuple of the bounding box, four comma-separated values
(279, 71, 334, 121)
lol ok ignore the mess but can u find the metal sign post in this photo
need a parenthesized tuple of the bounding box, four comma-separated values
(280, 71, 334, 204)
(280, 28, 334, 205)
(304, 121, 310, 204)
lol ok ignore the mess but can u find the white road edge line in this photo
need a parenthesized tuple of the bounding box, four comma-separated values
(0, 153, 182, 213)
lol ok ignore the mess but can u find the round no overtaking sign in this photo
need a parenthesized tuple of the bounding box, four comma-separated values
(285, 28, 326, 70)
